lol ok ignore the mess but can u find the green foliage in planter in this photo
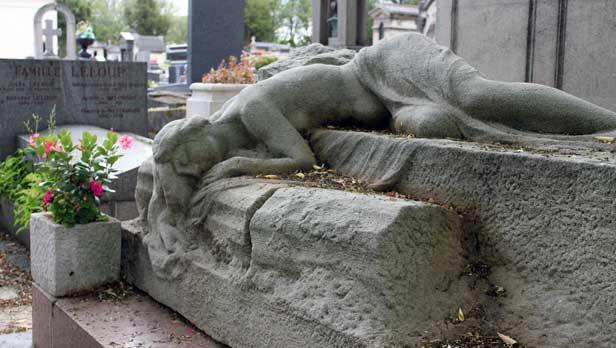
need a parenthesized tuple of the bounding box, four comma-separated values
(0, 150, 33, 201)
(0, 150, 50, 233)
(30, 129, 130, 227)
(13, 172, 49, 233)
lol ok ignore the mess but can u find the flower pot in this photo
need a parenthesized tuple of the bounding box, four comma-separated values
(186, 83, 249, 118)
(30, 212, 121, 297)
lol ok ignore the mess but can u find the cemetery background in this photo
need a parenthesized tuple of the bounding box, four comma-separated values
(0, 0, 615, 347)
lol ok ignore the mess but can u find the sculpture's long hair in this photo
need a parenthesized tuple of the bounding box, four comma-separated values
(153, 117, 212, 163)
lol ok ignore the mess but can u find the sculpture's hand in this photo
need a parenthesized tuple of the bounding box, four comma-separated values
(200, 159, 238, 186)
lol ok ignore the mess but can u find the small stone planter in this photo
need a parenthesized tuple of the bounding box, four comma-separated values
(186, 83, 249, 118)
(30, 213, 121, 297)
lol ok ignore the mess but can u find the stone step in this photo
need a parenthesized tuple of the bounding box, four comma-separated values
(32, 283, 222, 348)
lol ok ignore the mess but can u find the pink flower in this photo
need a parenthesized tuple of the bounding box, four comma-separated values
(42, 141, 57, 158)
(119, 135, 133, 150)
(29, 133, 40, 147)
(42, 190, 53, 204)
(89, 180, 104, 197)
(42, 190, 53, 211)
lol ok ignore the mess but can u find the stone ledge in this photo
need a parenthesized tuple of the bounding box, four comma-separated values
(32, 283, 222, 348)
(311, 130, 616, 348)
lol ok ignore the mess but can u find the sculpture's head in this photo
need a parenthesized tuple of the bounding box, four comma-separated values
(153, 117, 224, 179)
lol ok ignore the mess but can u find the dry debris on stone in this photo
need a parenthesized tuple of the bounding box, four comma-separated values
(0, 231, 32, 334)
(256, 164, 377, 195)
(0, 233, 32, 308)
(422, 332, 526, 348)
(255, 164, 457, 212)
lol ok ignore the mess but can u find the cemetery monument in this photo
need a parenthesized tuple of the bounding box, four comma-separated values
(435, 0, 616, 111)
(33, 3, 76, 60)
(187, 0, 245, 83)
(122, 32, 616, 348)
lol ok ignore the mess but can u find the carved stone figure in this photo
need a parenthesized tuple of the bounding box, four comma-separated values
(138, 33, 616, 276)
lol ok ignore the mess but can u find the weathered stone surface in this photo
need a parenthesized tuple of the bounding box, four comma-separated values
(31, 213, 121, 297)
(32, 283, 222, 348)
(0, 59, 148, 160)
(0, 287, 18, 301)
(312, 129, 616, 348)
(0, 330, 32, 348)
(147, 107, 186, 136)
(257, 43, 356, 80)
(124, 182, 472, 348)
(136, 31, 616, 348)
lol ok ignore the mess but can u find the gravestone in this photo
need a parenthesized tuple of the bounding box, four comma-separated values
(435, 0, 616, 112)
(312, 0, 368, 48)
(187, 0, 245, 83)
(0, 59, 148, 160)
(33, 3, 76, 60)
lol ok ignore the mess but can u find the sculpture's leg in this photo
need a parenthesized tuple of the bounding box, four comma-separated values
(391, 103, 464, 139)
(458, 77, 616, 135)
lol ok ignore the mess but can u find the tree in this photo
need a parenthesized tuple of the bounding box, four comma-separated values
(278, 0, 311, 47)
(245, 0, 278, 43)
(90, 0, 125, 44)
(165, 15, 188, 44)
(123, 0, 173, 36)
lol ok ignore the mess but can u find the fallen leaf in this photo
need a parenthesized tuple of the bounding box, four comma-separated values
(407, 133, 415, 139)
(457, 307, 465, 322)
(263, 175, 280, 179)
(594, 136, 615, 144)
(497, 332, 517, 345)
(295, 172, 305, 179)
(312, 164, 325, 170)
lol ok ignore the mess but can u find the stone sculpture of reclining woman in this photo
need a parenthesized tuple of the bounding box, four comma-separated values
(137, 33, 616, 277)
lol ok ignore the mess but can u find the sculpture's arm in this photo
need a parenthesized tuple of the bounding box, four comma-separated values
(200, 156, 305, 186)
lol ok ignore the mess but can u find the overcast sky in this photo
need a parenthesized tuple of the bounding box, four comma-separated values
(170, 0, 188, 16)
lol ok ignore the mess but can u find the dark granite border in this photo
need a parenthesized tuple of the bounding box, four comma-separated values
(525, 0, 538, 82)
(450, 0, 459, 52)
(555, 0, 568, 89)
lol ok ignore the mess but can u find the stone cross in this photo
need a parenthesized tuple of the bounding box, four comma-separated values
(42, 19, 62, 57)
(34, 3, 76, 60)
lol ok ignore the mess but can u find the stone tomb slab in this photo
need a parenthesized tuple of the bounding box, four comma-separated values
(0, 59, 147, 160)
(123, 182, 473, 348)
(311, 129, 616, 348)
